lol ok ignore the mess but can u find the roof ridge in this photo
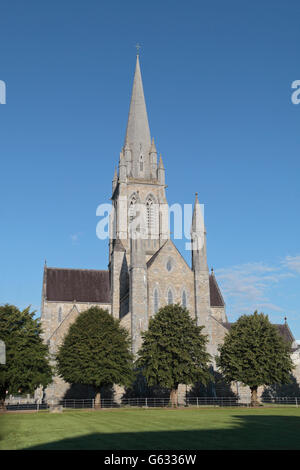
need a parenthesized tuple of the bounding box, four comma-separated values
(46, 267, 109, 273)
(210, 315, 230, 330)
(47, 304, 79, 341)
(146, 240, 169, 267)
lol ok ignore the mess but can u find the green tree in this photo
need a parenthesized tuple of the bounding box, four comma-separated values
(56, 307, 133, 407)
(216, 311, 294, 406)
(136, 304, 211, 407)
(0, 304, 52, 407)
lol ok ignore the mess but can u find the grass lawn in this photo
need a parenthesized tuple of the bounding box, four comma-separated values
(1, 407, 300, 450)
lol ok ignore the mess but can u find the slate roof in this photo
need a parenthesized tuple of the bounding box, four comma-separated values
(45, 268, 110, 303)
(209, 273, 225, 307)
(222, 321, 294, 344)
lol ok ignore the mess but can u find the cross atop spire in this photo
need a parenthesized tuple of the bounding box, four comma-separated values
(135, 43, 141, 55)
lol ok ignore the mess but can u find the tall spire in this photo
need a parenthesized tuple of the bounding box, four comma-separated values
(124, 55, 151, 165)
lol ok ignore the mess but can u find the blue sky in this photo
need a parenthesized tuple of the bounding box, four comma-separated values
(0, 0, 299, 336)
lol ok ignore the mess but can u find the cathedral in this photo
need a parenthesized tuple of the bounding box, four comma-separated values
(41, 55, 297, 401)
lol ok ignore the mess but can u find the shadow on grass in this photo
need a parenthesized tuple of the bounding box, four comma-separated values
(25, 414, 300, 450)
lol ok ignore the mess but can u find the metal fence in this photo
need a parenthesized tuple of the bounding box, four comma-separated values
(4, 396, 300, 411)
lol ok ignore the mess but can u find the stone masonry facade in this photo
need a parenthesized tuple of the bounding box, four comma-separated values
(40, 55, 300, 403)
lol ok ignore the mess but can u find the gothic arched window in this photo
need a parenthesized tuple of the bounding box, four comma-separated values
(140, 156, 143, 172)
(129, 196, 137, 223)
(182, 290, 187, 308)
(154, 288, 159, 314)
(58, 307, 62, 323)
(167, 289, 173, 305)
(146, 197, 154, 232)
(166, 258, 172, 272)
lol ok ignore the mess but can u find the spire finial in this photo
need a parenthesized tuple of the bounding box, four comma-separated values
(135, 43, 141, 56)
(284, 316, 287, 324)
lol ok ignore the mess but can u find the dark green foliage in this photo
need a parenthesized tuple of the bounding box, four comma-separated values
(0, 304, 52, 401)
(56, 307, 134, 390)
(217, 311, 294, 391)
(124, 371, 169, 399)
(188, 370, 237, 398)
(262, 375, 300, 399)
(136, 304, 211, 391)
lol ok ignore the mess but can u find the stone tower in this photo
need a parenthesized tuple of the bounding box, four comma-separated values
(129, 233, 148, 355)
(109, 54, 170, 353)
(191, 193, 211, 344)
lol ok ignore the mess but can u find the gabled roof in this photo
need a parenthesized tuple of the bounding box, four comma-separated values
(146, 239, 192, 272)
(146, 241, 168, 268)
(222, 321, 295, 344)
(113, 238, 126, 252)
(273, 323, 295, 344)
(45, 267, 110, 303)
(209, 273, 225, 307)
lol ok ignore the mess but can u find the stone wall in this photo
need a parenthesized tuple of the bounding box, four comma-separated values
(147, 240, 195, 319)
(41, 300, 111, 401)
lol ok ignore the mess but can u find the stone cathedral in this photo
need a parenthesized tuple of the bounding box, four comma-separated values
(41, 55, 297, 401)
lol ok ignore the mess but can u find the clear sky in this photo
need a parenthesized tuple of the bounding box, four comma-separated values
(0, 1, 299, 336)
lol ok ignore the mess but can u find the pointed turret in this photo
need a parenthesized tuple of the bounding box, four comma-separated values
(118, 151, 127, 182)
(191, 193, 203, 231)
(191, 193, 208, 272)
(112, 167, 118, 193)
(125, 55, 151, 178)
(158, 154, 164, 168)
(191, 193, 210, 328)
(150, 136, 156, 153)
(158, 154, 165, 184)
(150, 137, 157, 179)
(123, 136, 132, 176)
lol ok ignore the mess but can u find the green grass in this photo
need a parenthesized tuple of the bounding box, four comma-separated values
(1, 407, 300, 450)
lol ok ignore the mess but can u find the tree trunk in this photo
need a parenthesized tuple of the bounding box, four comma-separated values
(170, 387, 178, 408)
(250, 386, 259, 407)
(0, 398, 5, 412)
(0, 388, 6, 412)
(95, 388, 101, 409)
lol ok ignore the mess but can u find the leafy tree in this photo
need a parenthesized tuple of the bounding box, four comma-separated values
(216, 311, 294, 406)
(56, 307, 134, 407)
(136, 304, 211, 407)
(262, 375, 300, 399)
(0, 304, 52, 407)
(188, 370, 237, 398)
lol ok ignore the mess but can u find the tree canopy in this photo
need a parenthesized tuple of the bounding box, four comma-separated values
(56, 307, 133, 405)
(136, 303, 211, 406)
(0, 304, 52, 404)
(216, 311, 294, 405)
